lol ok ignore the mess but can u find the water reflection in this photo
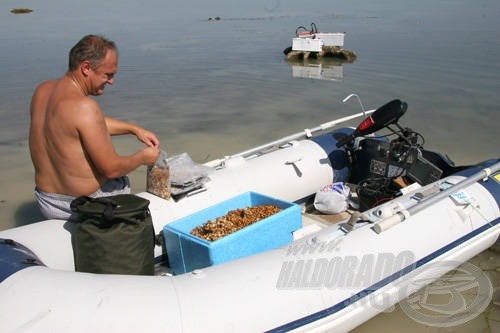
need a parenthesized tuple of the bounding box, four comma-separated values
(286, 58, 349, 81)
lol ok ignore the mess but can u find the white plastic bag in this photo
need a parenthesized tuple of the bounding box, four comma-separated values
(314, 182, 350, 214)
(167, 153, 213, 187)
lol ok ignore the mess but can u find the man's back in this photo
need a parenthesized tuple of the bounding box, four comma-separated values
(29, 77, 104, 196)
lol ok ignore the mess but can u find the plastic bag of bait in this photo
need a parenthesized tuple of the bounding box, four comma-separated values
(314, 182, 350, 214)
(146, 149, 171, 200)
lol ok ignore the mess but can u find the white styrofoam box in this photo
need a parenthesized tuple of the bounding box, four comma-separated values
(292, 37, 323, 52)
(316, 33, 345, 47)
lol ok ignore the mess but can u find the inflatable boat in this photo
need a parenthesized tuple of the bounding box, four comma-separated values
(1, 98, 499, 332)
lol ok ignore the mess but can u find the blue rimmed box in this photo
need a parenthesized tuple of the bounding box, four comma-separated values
(163, 191, 302, 274)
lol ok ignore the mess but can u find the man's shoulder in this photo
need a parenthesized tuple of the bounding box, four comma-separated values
(66, 95, 99, 108)
(65, 97, 104, 123)
(39, 78, 58, 87)
(33, 79, 57, 95)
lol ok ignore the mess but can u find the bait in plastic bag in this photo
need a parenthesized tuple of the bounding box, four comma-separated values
(146, 149, 171, 200)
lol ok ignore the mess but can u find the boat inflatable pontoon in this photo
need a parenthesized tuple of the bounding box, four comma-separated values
(1, 99, 498, 332)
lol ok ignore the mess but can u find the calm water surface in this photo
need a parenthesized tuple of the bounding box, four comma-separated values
(0, 0, 498, 331)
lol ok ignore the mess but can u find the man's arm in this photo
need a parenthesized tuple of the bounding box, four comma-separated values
(76, 102, 160, 179)
(105, 116, 160, 148)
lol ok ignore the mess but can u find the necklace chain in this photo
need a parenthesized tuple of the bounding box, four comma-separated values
(69, 74, 87, 96)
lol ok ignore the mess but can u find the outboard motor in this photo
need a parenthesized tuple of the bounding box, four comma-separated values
(336, 99, 407, 148)
(337, 99, 443, 210)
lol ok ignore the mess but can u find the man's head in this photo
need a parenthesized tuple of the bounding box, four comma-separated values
(68, 35, 117, 71)
(68, 35, 118, 96)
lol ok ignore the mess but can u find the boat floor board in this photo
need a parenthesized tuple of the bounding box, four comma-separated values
(304, 210, 351, 226)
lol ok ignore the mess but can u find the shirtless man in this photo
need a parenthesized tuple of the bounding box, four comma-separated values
(29, 35, 160, 219)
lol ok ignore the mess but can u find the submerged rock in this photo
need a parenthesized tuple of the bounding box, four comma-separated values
(10, 8, 33, 14)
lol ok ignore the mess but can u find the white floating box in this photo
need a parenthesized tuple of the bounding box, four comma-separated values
(316, 33, 345, 47)
(292, 38, 323, 52)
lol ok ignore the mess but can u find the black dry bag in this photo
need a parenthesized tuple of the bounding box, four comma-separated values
(70, 194, 155, 275)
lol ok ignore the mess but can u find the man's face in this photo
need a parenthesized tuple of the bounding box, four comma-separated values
(89, 49, 118, 96)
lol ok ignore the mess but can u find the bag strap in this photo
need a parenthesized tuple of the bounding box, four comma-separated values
(70, 196, 118, 221)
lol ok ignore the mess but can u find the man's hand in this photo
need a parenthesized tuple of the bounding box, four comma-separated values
(142, 146, 161, 166)
(136, 128, 160, 148)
